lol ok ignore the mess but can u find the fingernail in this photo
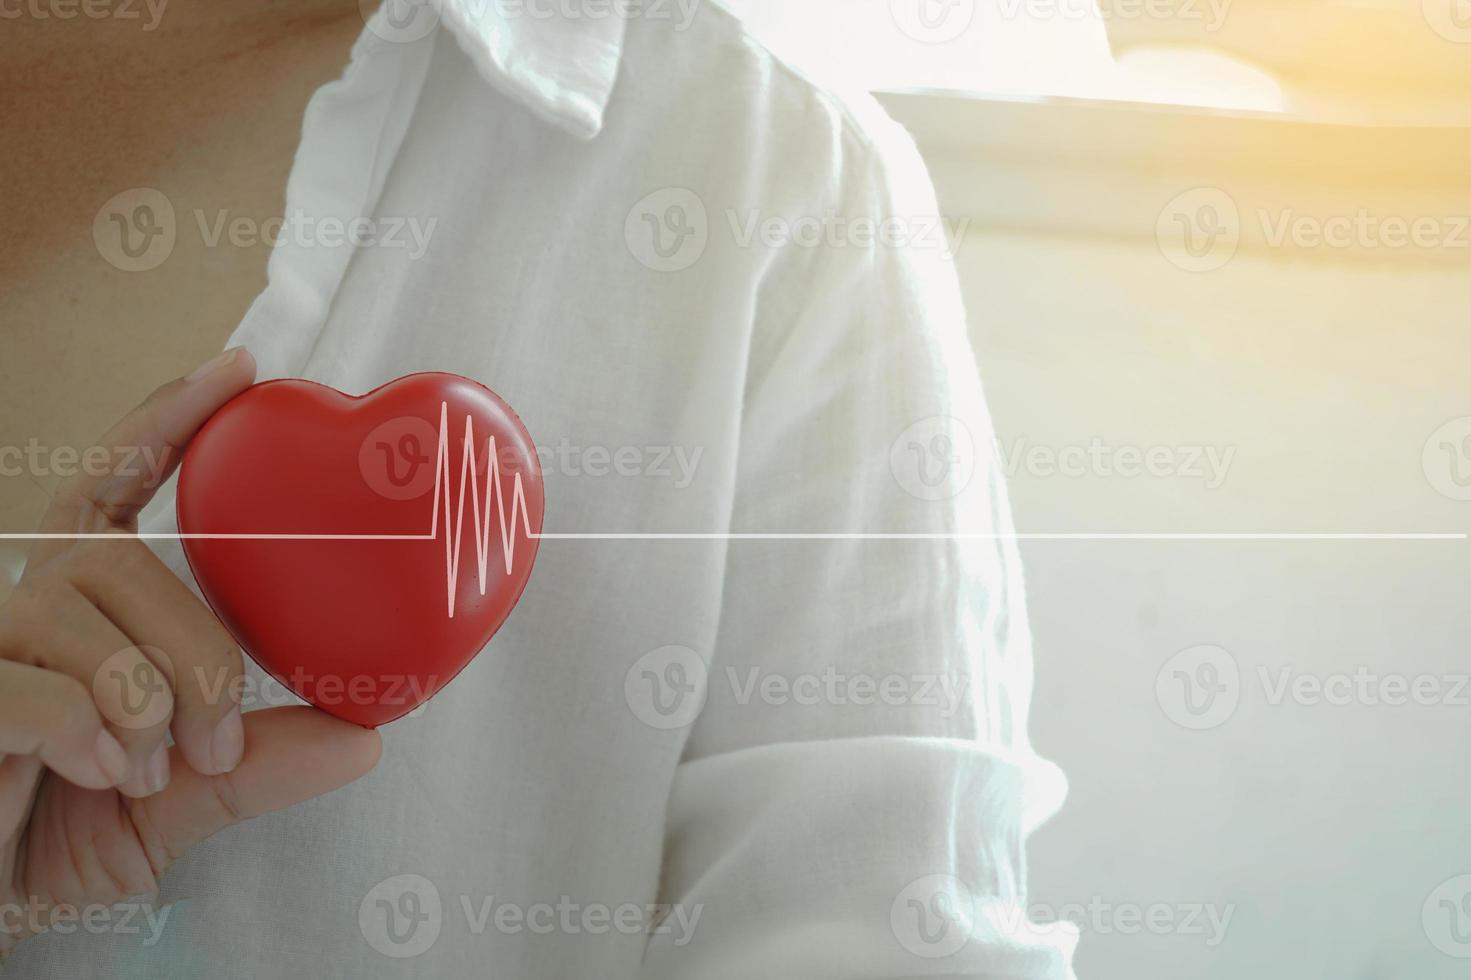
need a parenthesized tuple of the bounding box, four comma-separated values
(185, 346, 242, 384)
(144, 742, 171, 794)
(94, 730, 131, 785)
(210, 707, 244, 774)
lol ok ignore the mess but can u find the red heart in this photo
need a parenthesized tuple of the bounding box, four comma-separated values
(176, 373, 544, 728)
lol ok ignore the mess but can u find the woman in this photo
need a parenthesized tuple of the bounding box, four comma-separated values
(0, 1, 1073, 976)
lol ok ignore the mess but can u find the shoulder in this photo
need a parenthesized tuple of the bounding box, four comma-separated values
(616, 2, 934, 214)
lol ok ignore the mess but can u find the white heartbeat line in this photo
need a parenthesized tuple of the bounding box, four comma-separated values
(7, 532, 1461, 539)
(0, 397, 1465, 616)
(428, 401, 536, 618)
(3, 403, 538, 620)
(190, 401, 537, 620)
(7, 532, 1461, 540)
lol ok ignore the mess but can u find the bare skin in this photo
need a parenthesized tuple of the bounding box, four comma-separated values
(0, 2, 380, 956)
(0, 1, 368, 531)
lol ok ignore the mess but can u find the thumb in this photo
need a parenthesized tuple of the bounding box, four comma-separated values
(33, 346, 257, 566)
(139, 706, 381, 854)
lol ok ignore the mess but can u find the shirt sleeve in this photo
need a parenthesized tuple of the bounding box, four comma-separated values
(640, 102, 1078, 980)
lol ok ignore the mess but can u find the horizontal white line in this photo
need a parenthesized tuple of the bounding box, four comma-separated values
(535, 532, 1470, 541)
(0, 533, 437, 541)
(0, 532, 1464, 542)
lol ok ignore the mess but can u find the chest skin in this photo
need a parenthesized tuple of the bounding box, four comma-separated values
(0, 4, 363, 536)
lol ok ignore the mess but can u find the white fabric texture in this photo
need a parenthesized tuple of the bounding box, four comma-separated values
(13, 2, 1076, 977)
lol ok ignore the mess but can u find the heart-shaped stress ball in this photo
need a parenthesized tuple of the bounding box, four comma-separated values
(176, 373, 544, 727)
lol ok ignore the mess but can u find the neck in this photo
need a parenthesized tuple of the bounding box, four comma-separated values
(1, 0, 363, 77)
(0, 0, 368, 288)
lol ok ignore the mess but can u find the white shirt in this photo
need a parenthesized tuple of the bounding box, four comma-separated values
(15, 2, 1075, 976)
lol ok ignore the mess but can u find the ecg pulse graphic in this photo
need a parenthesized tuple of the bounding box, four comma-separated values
(421, 401, 536, 618)
(152, 374, 549, 728)
(176, 399, 538, 619)
(7, 400, 538, 621)
(2, 382, 1466, 633)
(158, 399, 545, 619)
(163, 380, 545, 624)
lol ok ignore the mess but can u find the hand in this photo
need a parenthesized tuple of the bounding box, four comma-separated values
(0, 348, 381, 955)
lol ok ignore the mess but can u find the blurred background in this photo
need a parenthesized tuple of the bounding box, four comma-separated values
(726, 1, 1471, 977)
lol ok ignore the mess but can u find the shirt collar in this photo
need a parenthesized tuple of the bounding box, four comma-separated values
(428, 0, 628, 140)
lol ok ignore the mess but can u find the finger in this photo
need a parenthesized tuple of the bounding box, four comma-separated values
(0, 659, 131, 792)
(62, 534, 244, 777)
(32, 346, 256, 565)
(0, 577, 174, 797)
(135, 707, 380, 860)
(0, 754, 45, 844)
